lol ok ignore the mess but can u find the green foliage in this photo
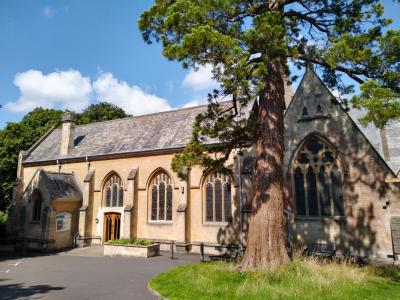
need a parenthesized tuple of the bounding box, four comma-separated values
(150, 259, 400, 299)
(77, 102, 131, 125)
(353, 80, 400, 127)
(139, 1, 400, 176)
(106, 239, 153, 246)
(0, 108, 63, 211)
(0, 210, 8, 225)
(0, 102, 129, 211)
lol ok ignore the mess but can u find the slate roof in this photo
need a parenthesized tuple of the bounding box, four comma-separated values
(42, 171, 82, 200)
(23, 102, 251, 164)
(349, 108, 400, 175)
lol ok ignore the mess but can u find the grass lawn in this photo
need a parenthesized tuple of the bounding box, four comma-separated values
(149, 258, 400, 299)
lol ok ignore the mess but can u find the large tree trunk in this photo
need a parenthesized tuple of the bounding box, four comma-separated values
(240, 61, 290, 271)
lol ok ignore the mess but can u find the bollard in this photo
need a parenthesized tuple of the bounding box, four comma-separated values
(170, 240, 175, 259)
(200, 242, 205, 262)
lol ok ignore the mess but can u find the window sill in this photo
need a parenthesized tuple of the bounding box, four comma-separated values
(295, 216, 345, 222)
(147, 221, 173, 225)
(203, 221, 231, 227)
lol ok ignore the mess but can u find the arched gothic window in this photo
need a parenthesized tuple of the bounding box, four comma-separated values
(103, 173, 124, 207)
(292, 137, 345, 217)
(31, 189, 42, 222)
(150, 171, 173, 221)
(204, 172, 232, 223)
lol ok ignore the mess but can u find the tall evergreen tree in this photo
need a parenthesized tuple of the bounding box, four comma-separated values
(139, 0, 399, 270)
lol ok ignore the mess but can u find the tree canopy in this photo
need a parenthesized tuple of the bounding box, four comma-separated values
(0, 102, 130, 212)
(140, 0, 399, 270)
(77, 102, 131, 125)
(140, 0, 399, 176)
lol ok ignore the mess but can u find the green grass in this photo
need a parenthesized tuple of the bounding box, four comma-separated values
(149, 258, 400, 300)
(106, 239, 153, 246)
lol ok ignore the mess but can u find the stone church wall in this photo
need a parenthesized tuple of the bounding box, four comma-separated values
(284, 68, 400, 260)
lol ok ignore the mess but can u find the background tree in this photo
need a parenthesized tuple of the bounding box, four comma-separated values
(139, 0, 400, 270)
(0, 108, 63, 212)
(77, 102, 131, 125)
(0, 102, 129, 229)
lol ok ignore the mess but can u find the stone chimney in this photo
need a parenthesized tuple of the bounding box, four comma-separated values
(60, 111, 76, 156)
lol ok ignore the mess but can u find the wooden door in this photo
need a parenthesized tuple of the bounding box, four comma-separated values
(104, 213, 121, 242)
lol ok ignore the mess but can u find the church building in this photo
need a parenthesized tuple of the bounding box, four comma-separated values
(8, 67, 400, 262)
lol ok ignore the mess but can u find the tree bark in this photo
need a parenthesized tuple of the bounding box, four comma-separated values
(240, 61, 290, 271)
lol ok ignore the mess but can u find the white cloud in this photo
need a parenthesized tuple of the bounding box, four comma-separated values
(5, 69, 174, 116)
(182, 99, 207, 108)
(42, 6, 56, 18)
(182, 64, 219, 91)
(93, 72, 172, 115)
(4, 70, 92, 112)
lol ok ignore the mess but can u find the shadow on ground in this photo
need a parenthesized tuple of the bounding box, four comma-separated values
(0, 279, 64, 300)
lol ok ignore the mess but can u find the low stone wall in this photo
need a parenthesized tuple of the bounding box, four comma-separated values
(104, 244, 160, 258)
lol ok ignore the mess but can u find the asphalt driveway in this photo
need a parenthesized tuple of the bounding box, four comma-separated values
(0, 248, 199, 299)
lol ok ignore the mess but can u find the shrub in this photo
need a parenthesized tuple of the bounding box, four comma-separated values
(106, 239, 153, 246)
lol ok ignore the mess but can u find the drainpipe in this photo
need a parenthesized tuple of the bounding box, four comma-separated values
(236, 149, 244, 249)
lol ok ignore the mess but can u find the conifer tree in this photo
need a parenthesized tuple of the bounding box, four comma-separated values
(139, 0, 400, 270)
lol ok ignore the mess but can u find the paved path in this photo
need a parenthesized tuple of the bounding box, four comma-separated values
(0, 248, 199, 299)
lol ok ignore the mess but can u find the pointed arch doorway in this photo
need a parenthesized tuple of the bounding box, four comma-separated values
(103, 212, 121, 242)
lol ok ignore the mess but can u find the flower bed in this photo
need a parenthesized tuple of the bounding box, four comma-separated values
(104, 239, 159, 258)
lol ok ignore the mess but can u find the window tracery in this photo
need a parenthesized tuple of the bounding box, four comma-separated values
(204, 172, 232, 223)
(292, 137, 344, 217)
(103, 173, 124, 207)
(150, 171, 173, 221)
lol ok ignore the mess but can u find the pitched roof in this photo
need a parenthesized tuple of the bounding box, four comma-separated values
(349, 108, 400, 175)
(23, 102, 251, 164)
(42, 171, 82, 200)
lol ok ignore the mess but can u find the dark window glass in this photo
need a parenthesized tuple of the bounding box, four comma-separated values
(319, 168, 331, 216)
(20, 207, 26, 226)
(307, 167, 319, 216)
(151, 185, 158, 220)
(224, 183, 232, 222)
(317, 104, 323, 114)
(158, 182, 165, 220)
(166, 185, 173, 220)
(331, 166, 344, 216)
(294, 168, 306, 215)
(112, 184, 118, 207)
(214, 180, 222, 222)
(103, 174, 123, 207)
(118, 187, 124, 207)
(297, 153, 310, 164)
(322, 151, 334, 163)
(150, 172, 173, 222)
(306, 139, 323, 154)
(32, 190, 42, 222)
(302, 107, 309, 116)
(106, 187, 111, 207)
(206, 184, 213, 222)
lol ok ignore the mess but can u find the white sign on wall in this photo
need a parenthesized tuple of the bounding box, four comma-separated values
(56, 212, 72, 232)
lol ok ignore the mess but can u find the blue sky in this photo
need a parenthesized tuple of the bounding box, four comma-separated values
(0, 0, 399, 128)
